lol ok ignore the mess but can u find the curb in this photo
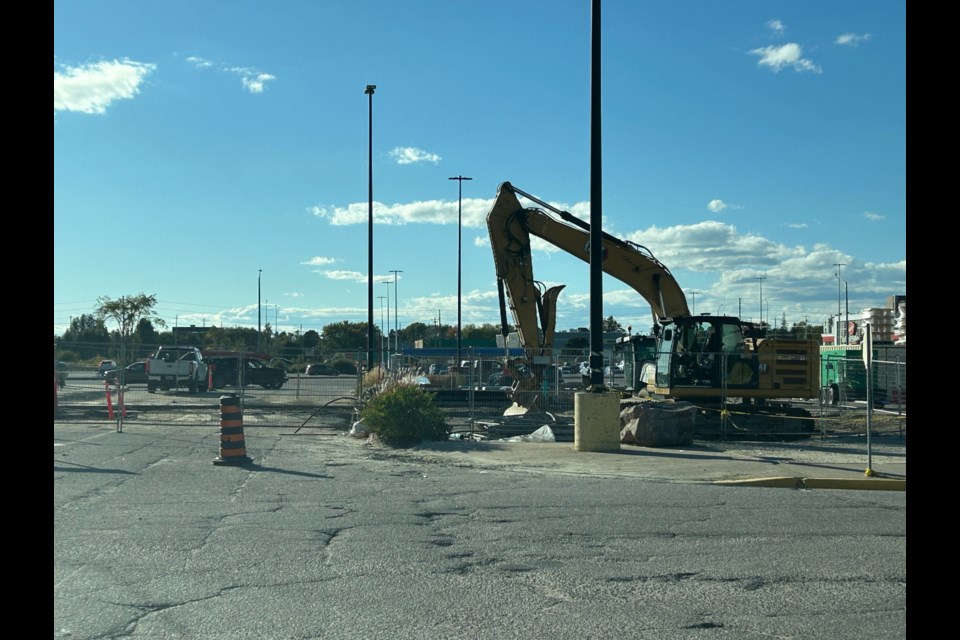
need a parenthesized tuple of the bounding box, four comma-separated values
(714, 476, 906, 491)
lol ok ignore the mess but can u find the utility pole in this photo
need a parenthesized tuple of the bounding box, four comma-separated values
(755, 276, 767, 327)
(834, 263, 845, 343)
(382, 281, 391, 356)
(377, 295, 386, 365)
(390, 269, 402, 353)
(844, 280, 849, 345)
(449, 175, 472, 367)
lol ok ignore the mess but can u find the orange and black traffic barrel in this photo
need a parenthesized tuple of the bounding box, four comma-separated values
(213, 394, 252, 465)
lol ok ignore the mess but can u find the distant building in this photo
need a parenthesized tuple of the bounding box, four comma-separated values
(172, 325, 207, 335)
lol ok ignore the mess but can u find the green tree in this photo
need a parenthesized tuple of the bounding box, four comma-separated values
(59, 313, 111, 360)
(403, 322, 431, 344)
(602, 316, 625, 332)
(96, 293, 167, 366)
(303, 329, 321, 352)
(462, 323, 501, 342)
(322, 321, 368, 351)
(133, 317, 160, 343)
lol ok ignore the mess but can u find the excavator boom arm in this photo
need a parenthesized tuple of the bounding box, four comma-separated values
(487, 182, 689, 352)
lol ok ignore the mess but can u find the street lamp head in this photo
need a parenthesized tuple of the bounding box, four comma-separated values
(365, 84, 376, 94)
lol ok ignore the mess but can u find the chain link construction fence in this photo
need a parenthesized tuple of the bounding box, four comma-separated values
(53, 345, 905, 441)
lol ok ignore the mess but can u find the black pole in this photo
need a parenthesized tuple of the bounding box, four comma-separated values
(449, 175, 472, 367)
(588, 0, 604, 390)
(365, 84, 376, 372)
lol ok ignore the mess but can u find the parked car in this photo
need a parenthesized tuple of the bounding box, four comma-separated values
(55, 361, 68, 388)
(206, 355, 288, 389)
(488, 365, 561, 390)
(458, 359, 503, 380)
(104, 361, 149, 386)
(487, 372, 514, 388)
(604, 362, 624, 375)
(98, 359, 118, 377)
(306, 363, 339, 377)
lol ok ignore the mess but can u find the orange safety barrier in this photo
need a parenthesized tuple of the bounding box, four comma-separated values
(213, 395, 252, 465)
(104, 379, 115, 420)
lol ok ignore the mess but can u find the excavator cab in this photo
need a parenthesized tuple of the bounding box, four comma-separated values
(633, 315, 755, 396)
(638, 313, 818, 407)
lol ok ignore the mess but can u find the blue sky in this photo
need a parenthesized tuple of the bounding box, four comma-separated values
(54, 1, 906, 339)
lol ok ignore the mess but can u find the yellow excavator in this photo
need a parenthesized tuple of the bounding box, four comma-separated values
(486, 181, 819, 435)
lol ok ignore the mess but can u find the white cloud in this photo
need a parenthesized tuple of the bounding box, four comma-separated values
(185, 56, 213, 68)
(185, 56, 275, 93)
(225, 66, 276, 93)
(785, 223, 809, 229)
(623, 220, 804, 274)
(389, 147, 442, 165)
(54, 59, 155, 114)
(767, 19, 785, 34)
(750, 43, 822, 74)
(863, 211, 885, 221)
(302, 256, 337, 266)
(708, 199, 728, 213)
(311, 197, 491, 227)
(835, 33, 872, 47)
(708, 199, 744, 213)
(320, 270, 368, 282)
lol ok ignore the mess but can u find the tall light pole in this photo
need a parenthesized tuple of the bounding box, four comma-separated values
(365, 84, 377, 371)
(755, 275, 767, 326)
(390, 269, 402, 353)
(834, 263, 845, 342)
(377, 295, 386, 364)
(689, 290, 699, 315)
(257, 268, 262, 351)
(844, 279, 849, 345)
(382, 281, 391, 354)
(448, 175, 472, 364)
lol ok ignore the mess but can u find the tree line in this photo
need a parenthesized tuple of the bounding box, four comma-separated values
(54, 293, 825, 365)
(54, 293, 518, 365)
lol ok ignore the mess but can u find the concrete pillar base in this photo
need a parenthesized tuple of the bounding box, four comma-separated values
(574, 391, 622, 452)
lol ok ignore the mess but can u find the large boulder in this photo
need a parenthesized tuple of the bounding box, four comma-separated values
(619, 399, 696, 446)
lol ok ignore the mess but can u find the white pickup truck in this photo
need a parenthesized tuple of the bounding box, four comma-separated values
(146, 346, 209, 393)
